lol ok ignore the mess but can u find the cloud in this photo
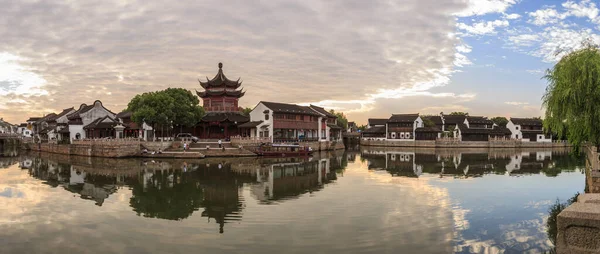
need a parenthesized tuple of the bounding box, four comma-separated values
(457, 19, 510, 36)
(534, 27, 600, 62)
(528, 8, 565, 26)
(526, 69, 544, 75)
(508, 34, 541, 47)
(0, 0, 476, 125)
(454, 0, 518, 17)
(504, 13, 521, 19)
(505, 101, 529, 106)
(563, 0, 599, 21)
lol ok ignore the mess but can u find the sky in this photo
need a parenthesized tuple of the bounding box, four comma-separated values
(1, 0, 600, 125)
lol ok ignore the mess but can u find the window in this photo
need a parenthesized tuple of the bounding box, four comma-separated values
(516, 126, 519, 130)
(265, 114, 269, 120)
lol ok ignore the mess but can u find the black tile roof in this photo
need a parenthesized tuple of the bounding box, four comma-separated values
(490, 126, 512, 135)
(368, 118, 388, 126)
(327, 123, 342, 130)
(238, 121, 263, 128)
(309, 105, 336, 118)
(363, 126, 386, 134)
(421, 115, 443, 125)
(27, 117, 42, 122)
(466, 116, 493, 125)
(415, 127, 442, 133)
(84, 116, 120, 129)
(442, 115, 466, 125)
(261, 101, 320, 116)
(457, 124, 491, 134)
(117, 111, 133, 119)
(510, 118, 543, 126)
(388, 114, 419, 123)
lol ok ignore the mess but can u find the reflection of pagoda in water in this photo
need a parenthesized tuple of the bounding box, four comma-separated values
(361, 148, 574, 178)
(21, 152, 348, 234)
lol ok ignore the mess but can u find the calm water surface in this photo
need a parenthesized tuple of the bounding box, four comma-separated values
(0, 147, 585, 254)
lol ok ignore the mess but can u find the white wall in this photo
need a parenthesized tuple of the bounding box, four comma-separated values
(249, 102, 273, 140)
(506, 121, 521, 140)
(69, 125, 85, 140)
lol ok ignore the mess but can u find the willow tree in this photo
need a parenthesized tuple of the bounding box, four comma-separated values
(543, 44, 600, 151)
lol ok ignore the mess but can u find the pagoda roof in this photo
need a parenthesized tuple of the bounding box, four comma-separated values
(199, 63, 242, 89)
(196, 89, 245, 98)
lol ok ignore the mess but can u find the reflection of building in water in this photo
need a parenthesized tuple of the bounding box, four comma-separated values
(506, 151, 553, 175)
(361, 148, 572, 178)
(25, 156, 129, 206)
(250, 157, 338, 202)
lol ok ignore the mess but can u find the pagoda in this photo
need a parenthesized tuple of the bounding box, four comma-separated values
(195, 63, 249, 139)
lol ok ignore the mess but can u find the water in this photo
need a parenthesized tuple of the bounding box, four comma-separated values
(0, 148, 585, 254)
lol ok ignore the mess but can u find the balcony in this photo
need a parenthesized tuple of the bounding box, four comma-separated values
(273, 137, 319, 143)
(204, 106, 240, 112)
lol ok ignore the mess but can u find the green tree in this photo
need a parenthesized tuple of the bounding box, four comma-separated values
(329, 110, 349, 129)
(127, 88, 204, 129)
(422, 117, 436, 128)
(241, 107, 253, 116)
(449, 112, 469, 116)
(358, 125, 367, 131)
(543, 44, 600, 151)
(490, 117, 508, 127)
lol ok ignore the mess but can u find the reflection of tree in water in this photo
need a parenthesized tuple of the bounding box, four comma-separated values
(129, 163, 250, 233)
(130, 170, 205, 221)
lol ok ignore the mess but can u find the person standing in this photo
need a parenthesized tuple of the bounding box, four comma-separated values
(218, 139, 222, 148)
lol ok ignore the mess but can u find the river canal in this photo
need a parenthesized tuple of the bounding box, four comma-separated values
(0, 147, 585, 253)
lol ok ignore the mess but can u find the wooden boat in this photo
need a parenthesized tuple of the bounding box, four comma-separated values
(256, 143, 313, 157)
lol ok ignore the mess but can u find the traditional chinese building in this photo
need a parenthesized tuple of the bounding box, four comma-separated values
(195, 63, 249, 139)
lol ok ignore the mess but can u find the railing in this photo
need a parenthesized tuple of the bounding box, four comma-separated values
(273, 138, 319, 143)
(230, 136, 271, 142)
(203, 106, 240, 112)
(72, 137, 141, 145)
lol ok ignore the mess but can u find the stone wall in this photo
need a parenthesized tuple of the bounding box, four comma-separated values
(360, 139, 571, 148)
(141, 141, 173, 151)
(30, 142, 139, 158)
(201, 148, 256, 157)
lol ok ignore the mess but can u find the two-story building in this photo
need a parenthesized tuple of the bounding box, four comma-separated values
(309, 105, 342, 141)
(116, 111, 154, 141)
(362, 118, 388, 139)
(247, 101, 320, 142)
(0, 118, 16, 134)
(386, 114, 423, 140)
(507, 118, 551, 142)
(245, 101, 339, 142)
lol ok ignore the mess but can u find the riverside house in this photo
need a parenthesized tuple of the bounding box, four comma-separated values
(386, 114, 423, 140)
(243, 101, 340, 142)
(507, 118, 552, 142)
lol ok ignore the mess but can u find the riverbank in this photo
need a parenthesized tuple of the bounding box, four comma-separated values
(360, 139, 570, 148)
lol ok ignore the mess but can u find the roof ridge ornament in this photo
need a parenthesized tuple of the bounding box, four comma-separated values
(218, 62, 223, 69)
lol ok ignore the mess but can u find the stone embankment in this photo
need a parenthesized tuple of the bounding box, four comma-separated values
(231, 138, 345, 151)
(29, 140, 141, 158)
(360, 139, 570, 148)
(557, 146, 600, 253)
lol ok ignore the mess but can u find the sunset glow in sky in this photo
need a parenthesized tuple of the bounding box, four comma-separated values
(1, 0, 599, 124)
